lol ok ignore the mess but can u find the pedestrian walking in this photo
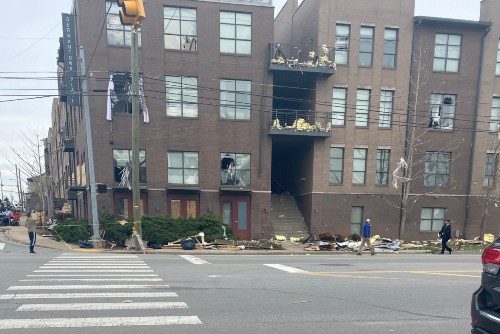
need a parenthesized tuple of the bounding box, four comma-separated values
(25, 218, 37, 253)
(439, 219, 452, 254)
(356, 219, 375, 256)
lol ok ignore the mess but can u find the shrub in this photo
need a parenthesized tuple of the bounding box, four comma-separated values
(52, 219, 90, 243)
(101, 212, 234, 246)
(348, 233, 361, 241)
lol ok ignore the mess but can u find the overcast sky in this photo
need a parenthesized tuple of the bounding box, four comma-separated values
(0, 0, 481, 201)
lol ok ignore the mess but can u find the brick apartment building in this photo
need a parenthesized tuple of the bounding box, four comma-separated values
(48, 0, 500, 241)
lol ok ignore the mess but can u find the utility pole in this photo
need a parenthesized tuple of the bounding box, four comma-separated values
(131, 28, 142, 240)
(115, 0, 146, 247)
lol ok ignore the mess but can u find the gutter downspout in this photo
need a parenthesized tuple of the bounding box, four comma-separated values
(464, 25, 491, 239)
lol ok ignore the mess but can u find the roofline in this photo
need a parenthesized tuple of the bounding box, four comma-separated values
(414, 16, 492, 29)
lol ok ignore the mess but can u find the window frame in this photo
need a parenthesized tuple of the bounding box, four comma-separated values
(351, 206, 363, 234)
(112, 149, 147, 184)
(429, 93, 456, 130)
(220, 79, 252, 120)
(484, 153, 499, 187)
(165, 75, 198, 118)
(420, 207, 446, 232)
(433, 33, 461, 72)
(329, 147, 344, 185)
(164, 6, 197, 51)
(220, 153, 251, 186)
(496, 39, 500, 76)
(359, 26, 374, 67)
(167, 151, 199, 185)
(332, 87, 347, 126)
(376, 149, 390, 185)
(220, 11, 252, 55)
(379, 90, 394, 128)
(352, 148, 367, 185)
(335, 24, 350, 65)
(355, 89, 370, 127)
(424, 151, 451, 187)
(490, 97, 500, 132)
(106, 1, 141, 47)
(383, 28, 398, 68)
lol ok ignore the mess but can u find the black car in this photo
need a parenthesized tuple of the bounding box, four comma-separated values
(471, 237, 500, 333)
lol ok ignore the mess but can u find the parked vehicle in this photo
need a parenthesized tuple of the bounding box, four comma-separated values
(471, 236, 500, 333)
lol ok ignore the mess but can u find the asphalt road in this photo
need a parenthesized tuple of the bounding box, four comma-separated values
(0, 235, 482, 334)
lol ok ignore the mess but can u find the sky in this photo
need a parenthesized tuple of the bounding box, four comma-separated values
(1, 0, 481, 202)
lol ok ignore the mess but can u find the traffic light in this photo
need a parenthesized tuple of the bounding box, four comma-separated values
(116, 0, 145, 29)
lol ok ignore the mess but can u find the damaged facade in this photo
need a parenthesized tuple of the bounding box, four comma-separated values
(48, 0, 500, 241)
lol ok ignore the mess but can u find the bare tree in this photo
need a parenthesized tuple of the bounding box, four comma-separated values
(392, 37, 465, 239)
(476, 133, 500, 240)
(2, 129, 47, 215)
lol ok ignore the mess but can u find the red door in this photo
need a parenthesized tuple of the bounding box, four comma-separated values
(113, 192, 148, 218)
(220, 194, 250, 240)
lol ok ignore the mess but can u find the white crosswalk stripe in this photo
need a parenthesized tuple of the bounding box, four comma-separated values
(0, 243, 5, 250)
(180, 255, 211, 264)
(0, 254, 202, 329)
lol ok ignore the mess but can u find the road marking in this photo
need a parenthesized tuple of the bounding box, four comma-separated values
(46, 262, 148, 265)
(57, 254, 139, 258)
(0, 292, 178, 299)
(20, 278, 164, 282)
(17, 301, 188, 311)
(0, 316, 202, 329)
(39, 266, 149, 269)
(301, 270, 481, 279)
(33, 269, 154, 273)
(0, 243, 5, 250)
(180, 255, 210, 265)
(8, 284, 169, 290)
(48, 261, 146, 264)
(263, 264, 308, 273)
(26, 274, 159, 277)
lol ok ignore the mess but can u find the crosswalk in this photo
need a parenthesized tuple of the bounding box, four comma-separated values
(0, 243, 5, 250)
(0, 254, 202, 330)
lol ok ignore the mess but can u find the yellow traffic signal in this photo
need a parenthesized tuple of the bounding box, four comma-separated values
(116, 0, 145, 29)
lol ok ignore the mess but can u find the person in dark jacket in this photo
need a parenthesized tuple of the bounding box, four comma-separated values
(439, 219, 452, 254)
(356, 219, 375, 256)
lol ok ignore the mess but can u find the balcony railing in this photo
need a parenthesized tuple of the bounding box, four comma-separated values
(63, 138, 75, 152)
(270, 109, 332, 137)
(269, 43, 336, 76)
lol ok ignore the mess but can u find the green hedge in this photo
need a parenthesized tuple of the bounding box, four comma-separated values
(100, 212, 233, 246)
(52, 219, 90, 243)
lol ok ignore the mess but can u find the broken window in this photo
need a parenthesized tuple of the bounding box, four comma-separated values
(429, 94, 455, 129)
(220, 153, 250, 186)
(113, 149, 147, 185)
(108, 72, 146, 115)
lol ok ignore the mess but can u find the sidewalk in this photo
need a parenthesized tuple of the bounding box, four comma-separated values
(0, 215, 309, 254)
(0, 215, 444, 255)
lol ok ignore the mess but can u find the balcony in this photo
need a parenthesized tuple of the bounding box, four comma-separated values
(63, 138, 75, 152)
(268, 43, 336, 77)
(270, 109, 332, 137)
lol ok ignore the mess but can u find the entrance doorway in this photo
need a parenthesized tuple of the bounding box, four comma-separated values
(220, 194, 250, 240)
